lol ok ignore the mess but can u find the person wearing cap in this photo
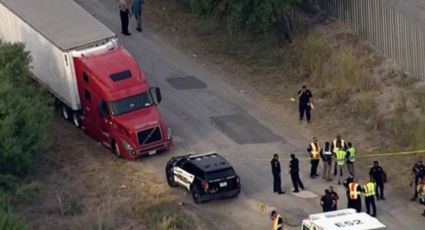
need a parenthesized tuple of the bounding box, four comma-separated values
(270, 210, 283, 230)
(410, 158, 425, 201)
(271, 154, 285, 194)
(297, 85, 313, 123)
(369, 161, 386, 200)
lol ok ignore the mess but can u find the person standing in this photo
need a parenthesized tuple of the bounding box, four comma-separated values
(364, 179, 377, 217)
(346, 142, 356, 177)
(417, 179, 425, 216)
(410, 158, 425, 201)
(270, 210, 284, 230)
(329, 186, 339, 210)
(321, 189, 336, 212)
(332, 135, 346, 176)
(118, 0, 132, 35)
(271, 154, 285, 194)
(297, 85, 313, 123)
(343, 176, 354, 208)
(348, 178, 362, 212)
(307, 137, 321, 178)
(289, 154, 305, 193)
(321, 142, 333, 181)
(334, 147, 346, 185)
(132, 0, 144, 32)
(369, 161, 386, 200)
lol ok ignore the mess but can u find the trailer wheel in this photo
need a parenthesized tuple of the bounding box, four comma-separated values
(113, 141, 121, 158)
(61, 104, 70, 120)
(72, 111, 81, 128)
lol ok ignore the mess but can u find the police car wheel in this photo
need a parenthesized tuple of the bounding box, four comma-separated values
(166, 172, 177, 187)
(191, 187, 203, 204)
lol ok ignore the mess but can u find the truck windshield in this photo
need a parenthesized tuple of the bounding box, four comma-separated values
(111, 92, 153, 116)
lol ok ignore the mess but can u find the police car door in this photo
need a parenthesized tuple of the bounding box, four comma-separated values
(173, 162, 194, 190)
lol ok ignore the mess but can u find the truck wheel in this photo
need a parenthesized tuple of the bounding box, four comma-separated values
(61, 104, 70, 120)
(72, 112, 81, 128)
(113, 142, 121, 158)
(166, 171, 177, 187)
(191, 187, 203, 204)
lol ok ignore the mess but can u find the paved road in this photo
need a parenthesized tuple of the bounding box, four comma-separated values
(76, 0, 425, 229)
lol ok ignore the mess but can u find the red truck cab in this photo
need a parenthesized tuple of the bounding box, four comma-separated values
(73, 47, 172, 159)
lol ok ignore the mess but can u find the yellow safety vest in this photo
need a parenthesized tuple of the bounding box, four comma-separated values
(348, 147, 356, 162)
(273, 214, 283, 230)
(335, 149, 345, 166)
(333, 139, 345, 150)
(310, 142, 321, 159)
(349, 182, 361, 200)
(363, 182, 376, 197)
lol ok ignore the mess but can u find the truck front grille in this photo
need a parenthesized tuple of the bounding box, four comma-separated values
(137, 127, 162, 145)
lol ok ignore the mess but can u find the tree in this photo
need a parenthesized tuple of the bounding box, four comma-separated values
(185, 0, 300, 36)
(0, 41, 53, 176)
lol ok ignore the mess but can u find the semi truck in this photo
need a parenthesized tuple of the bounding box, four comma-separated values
(0, 0, 172, 159)
(301, 209, 386, 230)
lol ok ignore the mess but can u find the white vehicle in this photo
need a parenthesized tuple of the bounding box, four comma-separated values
(301, 209, 386, 230)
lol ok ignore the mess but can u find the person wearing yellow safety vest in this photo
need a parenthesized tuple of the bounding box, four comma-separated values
(307, 137, 321, 178)
(364, 179, 377, 217)
(332, 134, 346, 176)
(346, 142, 356, 177)
(334, 147, 347, 185)
(348, 178, 362, 212)
(270, 210, 283, 230)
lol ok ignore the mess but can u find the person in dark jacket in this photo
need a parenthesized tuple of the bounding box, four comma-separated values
(271, 154, 285, 194)
(329, 186, 339, 210)
(297, 85, 313, 122)
(321, 189, 336, 212)
(369, 161, 385, 200)
(410, 158, 425, 201)
(289, 154, 304, 193)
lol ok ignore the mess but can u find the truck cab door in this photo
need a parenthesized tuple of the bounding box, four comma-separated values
(96, 100, 113, 147)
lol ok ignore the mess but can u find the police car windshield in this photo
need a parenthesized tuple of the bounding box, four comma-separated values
(205, 168, 235, 180)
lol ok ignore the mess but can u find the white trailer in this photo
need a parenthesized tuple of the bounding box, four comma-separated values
(301, 209, 386, 230)
(0, 0, 116, 111)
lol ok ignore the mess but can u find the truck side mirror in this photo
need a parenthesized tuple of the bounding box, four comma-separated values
(150, 87, 162, 104)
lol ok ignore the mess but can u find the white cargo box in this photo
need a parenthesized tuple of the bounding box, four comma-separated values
(302, 209, 386, 230)
(0, 0, 116, 110)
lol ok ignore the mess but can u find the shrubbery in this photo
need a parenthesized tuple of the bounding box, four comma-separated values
(179, 0, 301, 34)
(0, 41, 53, 229)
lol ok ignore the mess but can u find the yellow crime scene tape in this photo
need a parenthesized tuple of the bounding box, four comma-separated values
(254, 149, 425, 161)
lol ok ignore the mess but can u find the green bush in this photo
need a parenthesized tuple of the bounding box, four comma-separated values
(179, 0, 301, 34)
(0, 211, 27, 230)
(15, 183, 41, 204)
(0, 41, 53, 176)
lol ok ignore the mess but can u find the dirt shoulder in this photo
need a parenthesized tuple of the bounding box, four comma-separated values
(14, 117, 201, 230)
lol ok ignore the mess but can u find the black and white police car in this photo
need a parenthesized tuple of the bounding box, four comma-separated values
(165, 152, 241, 204)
